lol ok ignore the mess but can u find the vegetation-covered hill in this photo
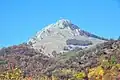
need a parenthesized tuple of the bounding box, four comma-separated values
(0, 40, 120, 79)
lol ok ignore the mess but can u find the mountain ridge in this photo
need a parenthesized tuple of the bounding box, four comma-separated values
(1, 19, 120, 79)
(28, 19, 107, 56)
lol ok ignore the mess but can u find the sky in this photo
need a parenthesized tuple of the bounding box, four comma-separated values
(0, 0, 120, 47)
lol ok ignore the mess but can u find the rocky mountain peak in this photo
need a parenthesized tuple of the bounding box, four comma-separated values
(57, 19, 71, 24)
(56, 19, 72, 27)
(28, 19, 106, 57)
(55, 19, 80, 30)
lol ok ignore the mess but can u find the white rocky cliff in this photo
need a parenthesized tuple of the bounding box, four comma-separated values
(28, 19, 106, 56)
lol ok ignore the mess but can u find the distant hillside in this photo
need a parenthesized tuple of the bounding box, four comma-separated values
(0, 40, 120, 79)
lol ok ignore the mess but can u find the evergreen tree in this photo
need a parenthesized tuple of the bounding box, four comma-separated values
(118, 36, 120, 40)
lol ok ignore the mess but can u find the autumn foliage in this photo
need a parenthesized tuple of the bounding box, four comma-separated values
(0, 55, 120, 80)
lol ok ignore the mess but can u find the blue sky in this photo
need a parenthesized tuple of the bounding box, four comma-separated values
(0, 0, 120, 47)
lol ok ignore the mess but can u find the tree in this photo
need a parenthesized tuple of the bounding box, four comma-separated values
(110, 38, 114, 41)
(118, 36, 120, 40)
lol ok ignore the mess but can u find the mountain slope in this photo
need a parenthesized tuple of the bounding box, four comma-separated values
(28, 19, 107, 56)
(0, 40, 120, 79)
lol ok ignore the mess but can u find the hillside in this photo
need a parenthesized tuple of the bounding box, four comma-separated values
(0, 40, 120, 79)
(0, 19, 119, 80)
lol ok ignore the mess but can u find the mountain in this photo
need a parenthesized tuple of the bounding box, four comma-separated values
(28, 19, 107, 57)
(0, 40, 120, 79)
(1, 19, 120, 79)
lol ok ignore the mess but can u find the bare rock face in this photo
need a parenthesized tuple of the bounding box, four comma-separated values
(28, 19, 106, 57)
